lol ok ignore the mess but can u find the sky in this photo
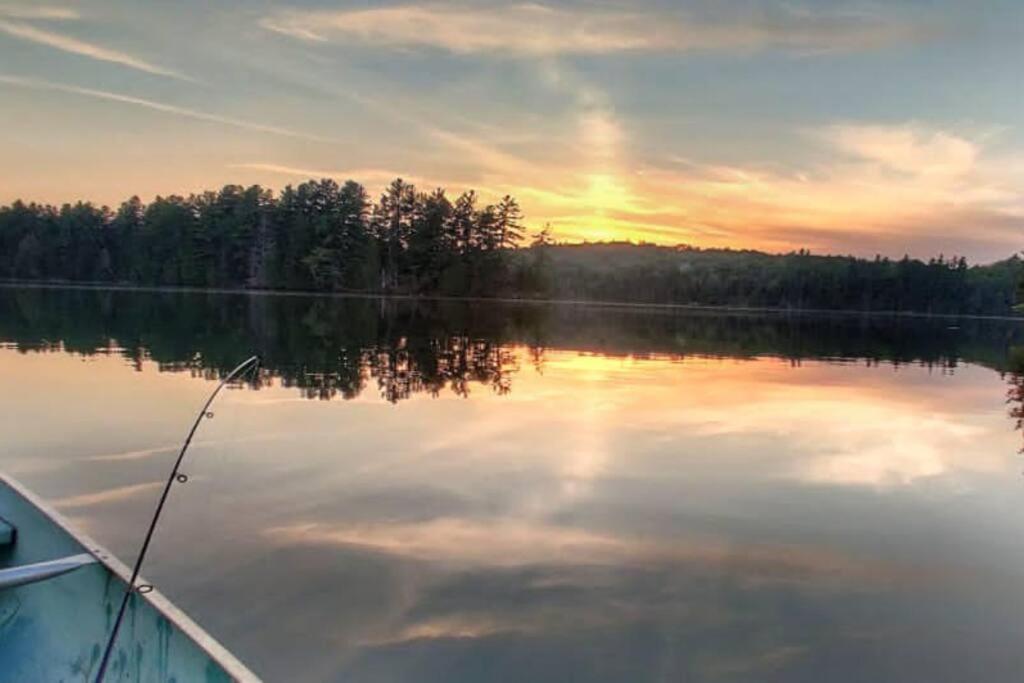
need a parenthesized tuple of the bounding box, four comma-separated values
(1, 1, 1023, 261)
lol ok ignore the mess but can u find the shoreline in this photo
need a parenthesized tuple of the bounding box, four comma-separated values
(2, 279, 1022, 323)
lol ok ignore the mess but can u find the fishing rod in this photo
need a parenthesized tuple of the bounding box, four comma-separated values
(94, 355, 260, 683)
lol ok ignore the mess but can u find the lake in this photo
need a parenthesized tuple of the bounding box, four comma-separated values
(3, 285, 1024, 682)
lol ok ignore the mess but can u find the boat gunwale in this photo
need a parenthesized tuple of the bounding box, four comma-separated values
(0, 471, 262, 683)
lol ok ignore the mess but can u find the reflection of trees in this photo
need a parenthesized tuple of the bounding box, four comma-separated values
(368, 338, 517, 403)
(0, 287, 531, 403)
(1005, 346, 1024, 451)
(1007, 374, 1024, 431)
(3, 286, 1024, 404)
(276, 337, 518, 403)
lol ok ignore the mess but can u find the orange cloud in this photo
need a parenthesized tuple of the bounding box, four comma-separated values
(419, 121, 1024, 256)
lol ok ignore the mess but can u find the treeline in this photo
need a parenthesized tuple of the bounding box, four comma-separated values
(0, 179, 542, 296)
(541, 243, 1024, 315)
(2, 179, 1022, 314)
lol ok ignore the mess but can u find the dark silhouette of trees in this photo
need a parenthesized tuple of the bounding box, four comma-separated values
(1, 180, 1023, 314)
(535, 243, 1023, 315)
(0, 179, 523, 296)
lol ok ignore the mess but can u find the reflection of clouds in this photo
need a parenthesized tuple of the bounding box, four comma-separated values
(182, 503, 960, 682)
(680, 387, 992, 487)
(84, 445, 178, 462)
(6, 342, 1023, 682)
(264, 518, 626, 567)
(52, 480, 162, 509)
(516, 352, 1008, 488)
(334, 559, 1008, 683)
(251, 516, 956, 679)
(82, 432, 295, 462)
(264, 517, 926, 587)
(794, 413, 984, 487)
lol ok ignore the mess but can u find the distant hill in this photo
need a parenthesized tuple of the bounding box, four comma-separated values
(522, 242, 1024, 316)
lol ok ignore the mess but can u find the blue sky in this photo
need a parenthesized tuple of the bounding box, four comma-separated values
(1, 1, 1023, 260)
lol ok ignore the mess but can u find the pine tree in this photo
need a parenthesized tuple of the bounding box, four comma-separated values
(408, 188, 452, 290)
(495, 195, 524, 249)
(450, 191, 477, 254)
(372, 178, 416, 289)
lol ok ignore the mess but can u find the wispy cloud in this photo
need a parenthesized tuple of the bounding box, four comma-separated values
(426, 126, 539, 180)
(233, 162, 412, 183)
(229, 163, 459, 193)
(0, 17, 189, 80)
(260, 3, 936, 56)
(0, 75, 337, 142)
(0, 4, 79, 20)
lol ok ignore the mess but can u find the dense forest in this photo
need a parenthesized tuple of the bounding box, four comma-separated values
(544, 243, 1024, 315)
(1, 178, 1022, 315)
(0, 179, 534, 296)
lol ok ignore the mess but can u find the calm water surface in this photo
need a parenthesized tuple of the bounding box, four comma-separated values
(3, 286, 1024, 682)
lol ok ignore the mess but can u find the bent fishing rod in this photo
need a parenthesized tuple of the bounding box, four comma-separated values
(94, 355, 260, 683)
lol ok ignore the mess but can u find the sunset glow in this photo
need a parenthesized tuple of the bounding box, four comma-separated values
(1, 2, 1022, 260)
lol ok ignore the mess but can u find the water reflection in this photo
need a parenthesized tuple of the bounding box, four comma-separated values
(3, 284, 1024, 402)
(3, 286, 1024, 682)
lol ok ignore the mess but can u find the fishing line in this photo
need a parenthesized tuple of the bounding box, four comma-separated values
(186, 359, 255, 567)
(94, 355, 260, 683)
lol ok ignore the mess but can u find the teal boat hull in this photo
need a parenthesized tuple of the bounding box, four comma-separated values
(0, 473, 259, 682)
